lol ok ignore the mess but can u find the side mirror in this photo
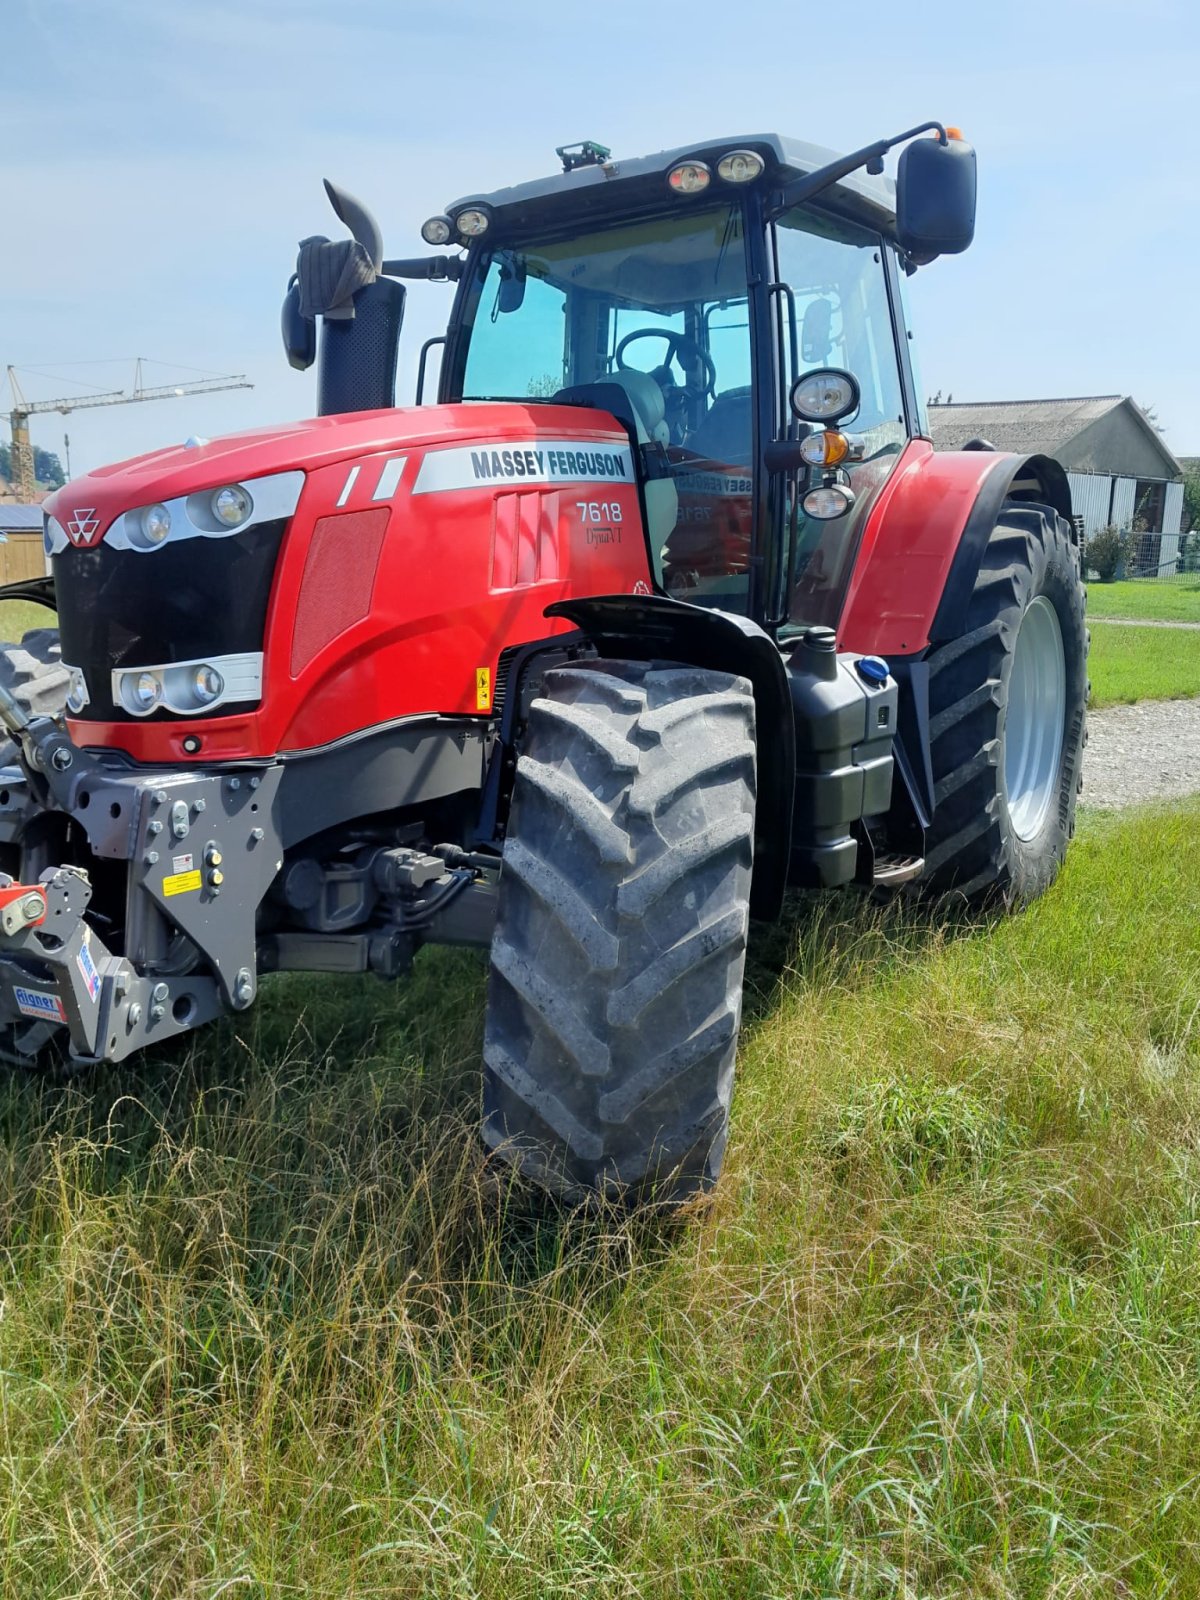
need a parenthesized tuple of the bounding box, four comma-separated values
(281, 275, 316, 371)
(496, 253, 527, 314)
(801, 297, 833, 364)
(896, 134, 976, 265)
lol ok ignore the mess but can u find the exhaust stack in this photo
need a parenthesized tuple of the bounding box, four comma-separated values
(282, 180, 406, 416)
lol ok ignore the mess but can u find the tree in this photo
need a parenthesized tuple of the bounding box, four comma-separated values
(1180, 458, 1200, 536)
(0, 441, 65, 492)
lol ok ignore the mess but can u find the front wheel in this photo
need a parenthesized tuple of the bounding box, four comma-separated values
(922, 504, 1088, 904)
(482, 660, 757, 1204)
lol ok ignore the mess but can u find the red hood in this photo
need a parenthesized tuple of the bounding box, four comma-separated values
(45, 402, 622, 544)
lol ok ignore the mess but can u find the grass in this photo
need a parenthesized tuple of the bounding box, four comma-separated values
(1088, 620, 1200, 707)
(0, 599, 55, 642)
(1, 799, 1199, 1597)
(1086, 579, 1200, 623)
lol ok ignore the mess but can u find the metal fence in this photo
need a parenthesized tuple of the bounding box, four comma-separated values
(1080, 526, 1200, 584)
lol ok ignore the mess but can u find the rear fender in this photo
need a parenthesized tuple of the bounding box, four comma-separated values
(546, 594, 794, 921)
(838, 443, 1072, 656)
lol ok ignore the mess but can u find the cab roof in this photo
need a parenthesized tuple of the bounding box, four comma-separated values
(445, 134, 897, 239)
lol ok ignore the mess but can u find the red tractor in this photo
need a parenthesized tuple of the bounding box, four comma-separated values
(0, 125, 1086, 1201)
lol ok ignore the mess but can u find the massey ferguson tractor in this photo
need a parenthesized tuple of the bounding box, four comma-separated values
(0, 125, 1087, 1201)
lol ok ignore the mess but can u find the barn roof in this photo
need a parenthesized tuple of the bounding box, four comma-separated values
(0, 505, 44, 533)
(928, 395, 1181, 479)
(928, 396, 1124, 454)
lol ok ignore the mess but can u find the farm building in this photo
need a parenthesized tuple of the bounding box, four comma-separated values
(929, 396, 1185, 575)
(0, 504, 49, 584)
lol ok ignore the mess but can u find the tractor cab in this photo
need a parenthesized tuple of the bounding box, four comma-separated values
(299, 128, 975, 634)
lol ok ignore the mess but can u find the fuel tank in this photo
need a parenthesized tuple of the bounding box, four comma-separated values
(44, 404, 653, 763)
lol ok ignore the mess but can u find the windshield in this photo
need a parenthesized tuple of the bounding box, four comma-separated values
(458, 204, 749, 403)
(454, 204, 756, 611)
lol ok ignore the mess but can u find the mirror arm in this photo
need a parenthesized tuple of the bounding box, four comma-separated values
(768, 121, 946, 218)
(381, 255, 465, 282)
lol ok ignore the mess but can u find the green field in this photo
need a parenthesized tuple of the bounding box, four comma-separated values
(1086, 580, 1200, 623)
(1088, 620, 1200, 707)
(1, 800, 1199, 1596)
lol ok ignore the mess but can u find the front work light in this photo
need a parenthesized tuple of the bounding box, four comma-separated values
(802, 482, 856, 520)
(790, 368, 861, 424)
(455, 207, 491, 237)
(421, 214, 454, 245)
(667, 160, 711, 195)
(716, 149, 764, 183)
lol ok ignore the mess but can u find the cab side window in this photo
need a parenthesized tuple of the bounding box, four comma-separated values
(774, 210, 907, 456)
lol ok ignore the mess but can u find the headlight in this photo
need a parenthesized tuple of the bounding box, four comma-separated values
(191, 664, 225, 704)
(132, 671, 164, 711)
(211, 484, 253, 527)
(421, 214, 453, 246)
(137, 503, 172, 547)
(65, 668, 90, 716)
(667, 160, 711, 195)
(455, 207, 491, 237)
(717, 149, 764, 183)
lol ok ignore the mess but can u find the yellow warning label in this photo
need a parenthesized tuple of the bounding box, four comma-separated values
(163, 869, 203, 898)
(475, 666, 492, 711)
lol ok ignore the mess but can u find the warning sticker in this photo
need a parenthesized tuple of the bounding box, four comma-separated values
(13, 985, 66, 1023)
(475, 667, 492, 711)
(163, 869, 203, 897)
(76, 939, 100, 1002)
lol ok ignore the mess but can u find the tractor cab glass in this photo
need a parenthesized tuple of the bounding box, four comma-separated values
(452, 203, 756, 612)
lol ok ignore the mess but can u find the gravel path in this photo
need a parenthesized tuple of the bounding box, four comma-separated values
(1084, 699, 1200, 807)
(1090, 617, 1200, 630)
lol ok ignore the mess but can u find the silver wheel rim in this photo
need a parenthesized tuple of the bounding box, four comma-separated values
(1004, 594, 1066, 842)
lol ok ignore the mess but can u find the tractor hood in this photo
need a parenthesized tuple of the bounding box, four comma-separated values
(43, 400, 638, 736)
(44, 403, 613, 551)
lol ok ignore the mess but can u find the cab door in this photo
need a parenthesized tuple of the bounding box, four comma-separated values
(769, 208, 913, 632)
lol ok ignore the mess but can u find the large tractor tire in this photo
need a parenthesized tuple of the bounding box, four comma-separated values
(923, 504, 1087, 904)
(0, 628, 69, 762)
(482, 660, 756, 1204)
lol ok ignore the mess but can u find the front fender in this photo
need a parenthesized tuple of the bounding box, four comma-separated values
(546, 594, 794, 921)
(838, 441, 1071, 656)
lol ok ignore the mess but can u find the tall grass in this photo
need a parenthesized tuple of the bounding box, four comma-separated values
(1, 802, 1199, 1597)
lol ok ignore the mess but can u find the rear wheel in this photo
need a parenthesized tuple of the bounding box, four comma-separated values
(922, 505, 1087, 903)
(482, 660, 756, 1204)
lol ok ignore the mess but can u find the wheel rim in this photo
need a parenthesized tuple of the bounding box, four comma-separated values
(1004, 594, 1067, 842)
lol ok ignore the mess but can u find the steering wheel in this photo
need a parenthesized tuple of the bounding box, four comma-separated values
(615, 329, 717, 400)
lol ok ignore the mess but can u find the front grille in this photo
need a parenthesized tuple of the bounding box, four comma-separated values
(54, 518, 288, 721)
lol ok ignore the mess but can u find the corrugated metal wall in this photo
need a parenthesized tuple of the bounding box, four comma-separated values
(1164, 481, 1184, 538)
(1066, 472, 1112, 536)
(1110, 477, 1137, 529)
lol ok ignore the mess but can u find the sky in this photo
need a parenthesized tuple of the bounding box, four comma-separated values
(3, 0, 1198, 480)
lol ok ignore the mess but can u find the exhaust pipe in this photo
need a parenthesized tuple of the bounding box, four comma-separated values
(283, 180, 406, 416)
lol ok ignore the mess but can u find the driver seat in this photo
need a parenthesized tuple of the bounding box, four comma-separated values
(551, 371, 679, 583)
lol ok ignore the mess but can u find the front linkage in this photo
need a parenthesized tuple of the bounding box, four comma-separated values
(0, 690, 496, 1068)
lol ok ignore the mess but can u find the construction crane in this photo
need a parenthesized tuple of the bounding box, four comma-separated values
(5, 360, 253, 501)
